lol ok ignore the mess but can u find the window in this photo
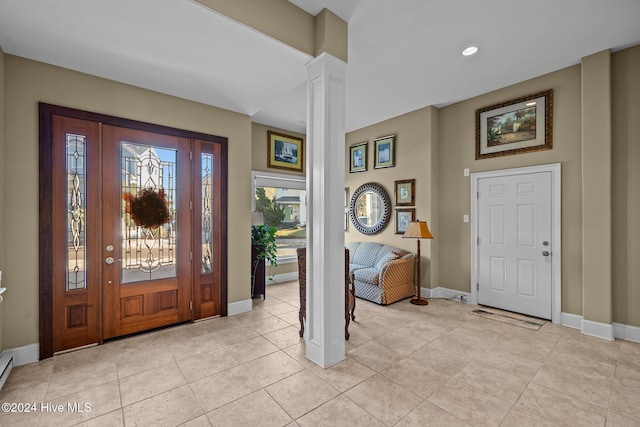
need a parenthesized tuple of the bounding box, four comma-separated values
(252, 171, 306, 261)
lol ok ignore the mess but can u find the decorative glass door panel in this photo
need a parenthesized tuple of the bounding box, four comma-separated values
(102, 127, 191, 339)
(121, 142, 177, 283)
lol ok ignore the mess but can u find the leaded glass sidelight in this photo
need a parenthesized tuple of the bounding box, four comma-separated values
(201, 153, 213, 274)
(66, 134, 87, 291)
(121, 142, 177, 283)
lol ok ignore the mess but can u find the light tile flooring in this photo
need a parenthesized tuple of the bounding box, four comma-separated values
(2, 280, 640, 426)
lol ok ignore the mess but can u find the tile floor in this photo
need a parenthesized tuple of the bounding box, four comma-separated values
(1, 280, 640, 426)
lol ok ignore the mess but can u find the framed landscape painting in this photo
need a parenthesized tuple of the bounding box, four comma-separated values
(475, 90, 553, 159)
(268, 131, 304, 172)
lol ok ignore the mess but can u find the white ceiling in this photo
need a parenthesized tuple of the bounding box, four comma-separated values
(1, 0, 639, 133)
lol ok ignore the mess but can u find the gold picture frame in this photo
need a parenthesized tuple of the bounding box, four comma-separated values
(475, 90, 553, 160)
(268, 131, 304, 172)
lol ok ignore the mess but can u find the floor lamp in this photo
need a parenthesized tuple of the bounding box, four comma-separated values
(402, 220, 434, 305)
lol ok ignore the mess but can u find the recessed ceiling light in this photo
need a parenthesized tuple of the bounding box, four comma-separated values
(462, 46, 479, 57)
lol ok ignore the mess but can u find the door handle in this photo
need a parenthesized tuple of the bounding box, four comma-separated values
(105, 257, 122, 265)
(542, 251, 550, 257)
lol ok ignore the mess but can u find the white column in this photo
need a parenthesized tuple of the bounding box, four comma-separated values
(305, 52, 347, 367)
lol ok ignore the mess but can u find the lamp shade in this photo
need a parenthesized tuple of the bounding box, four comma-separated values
(402, 220, 434, 239)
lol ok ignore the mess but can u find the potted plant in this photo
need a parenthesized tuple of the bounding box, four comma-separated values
(251, 224, 278, 298)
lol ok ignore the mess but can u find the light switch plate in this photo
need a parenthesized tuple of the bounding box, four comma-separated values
(463, 215, 469, 223)
(464, 168, 469, 177)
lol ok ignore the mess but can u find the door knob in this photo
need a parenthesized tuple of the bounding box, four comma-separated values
(542, 251, 550, 257)
(105, 257, 121, 265)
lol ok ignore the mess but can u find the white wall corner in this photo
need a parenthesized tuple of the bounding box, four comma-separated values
(228, 299, 253, 316)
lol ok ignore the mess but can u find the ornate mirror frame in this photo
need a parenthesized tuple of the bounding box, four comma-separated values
(349, 182, 392, 235)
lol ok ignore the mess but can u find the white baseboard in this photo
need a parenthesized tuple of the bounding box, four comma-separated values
(424, 287, 471, 302)
(228, 299, 252, 316)
(582, 319, 614, 341)
(561, 312, 583, 330)
(3, 343, 39, 367)
(267, 272, 298, 285)
(613, 322, 640, 343)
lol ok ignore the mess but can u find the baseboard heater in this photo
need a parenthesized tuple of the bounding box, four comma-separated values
(0, 352, 14, 391)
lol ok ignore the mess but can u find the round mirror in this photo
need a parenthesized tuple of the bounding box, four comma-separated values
(349, 182, 391, 235)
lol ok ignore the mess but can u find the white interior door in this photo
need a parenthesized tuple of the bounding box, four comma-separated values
(477, 171, 552, 319)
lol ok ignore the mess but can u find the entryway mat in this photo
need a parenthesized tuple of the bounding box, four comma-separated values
(471, 307, 545, 330)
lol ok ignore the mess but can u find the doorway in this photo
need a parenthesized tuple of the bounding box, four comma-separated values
(470, 164, 561, 322)
(39, 104, 228, 358)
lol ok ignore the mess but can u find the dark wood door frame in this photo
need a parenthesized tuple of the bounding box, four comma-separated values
(39, 103, 228, 359)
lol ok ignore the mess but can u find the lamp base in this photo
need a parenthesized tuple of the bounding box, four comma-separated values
(410, 298, 428, 306)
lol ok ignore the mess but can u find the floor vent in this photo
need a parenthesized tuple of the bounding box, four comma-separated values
(0, 352, 14, 391)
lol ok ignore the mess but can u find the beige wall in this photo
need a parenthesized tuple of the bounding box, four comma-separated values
(251, 123, 305, 177)
(612, 45, 640, 327)
(438, 65, 584, 315)
(0, 47, 5, 352)
(2, 55, 252, 349)
(345, 107, 437, 288)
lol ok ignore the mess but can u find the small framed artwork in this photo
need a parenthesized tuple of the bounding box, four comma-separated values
(395, 179, 415, 206)
(349, 142, 367, 173)
(268, 131, 304, 172)
(475, 89, 553, 160)
(374, 135, 396, 169)
(344, 187, 350, 207)
(344, 211, 349, 231)
(395, 208, 415, 235)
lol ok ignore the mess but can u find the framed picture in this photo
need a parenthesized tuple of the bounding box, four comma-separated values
(344, 211, 349, 231)
(344, 187, 350, 207)
(395, 179, 415, 206)
(349, 142, 367, 173)
(268, 131, 304, 172)
(395, 208, 415, 235)
(374, 135, 396, 169)
(475, 90, 553, 160)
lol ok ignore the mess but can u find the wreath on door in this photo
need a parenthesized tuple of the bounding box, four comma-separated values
(124, 188, 172, 229)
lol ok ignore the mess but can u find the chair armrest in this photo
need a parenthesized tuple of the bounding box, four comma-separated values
(378, 255, 415, 289)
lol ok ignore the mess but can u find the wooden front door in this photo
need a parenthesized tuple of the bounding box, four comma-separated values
(101, 126, 192, 338)
(42, 104, 227, 357)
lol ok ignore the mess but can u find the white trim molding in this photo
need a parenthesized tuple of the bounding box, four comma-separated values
(424, 287, 471, 302)
(267, 272, 298, 284)
(470, 163, 562, 324)
(582, 319, 614, 341)
(613, 322, 640, 343)
(228, 299, 253, 316)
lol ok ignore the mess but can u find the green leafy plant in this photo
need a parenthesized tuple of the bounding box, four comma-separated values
(251, 224, 278, 295)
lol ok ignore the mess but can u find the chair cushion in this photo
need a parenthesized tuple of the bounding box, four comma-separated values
(353, 267, 380, 285)
(375, 252, 398, 270)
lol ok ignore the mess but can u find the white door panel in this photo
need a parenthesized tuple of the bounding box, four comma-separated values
(478, 171, 552, 319)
